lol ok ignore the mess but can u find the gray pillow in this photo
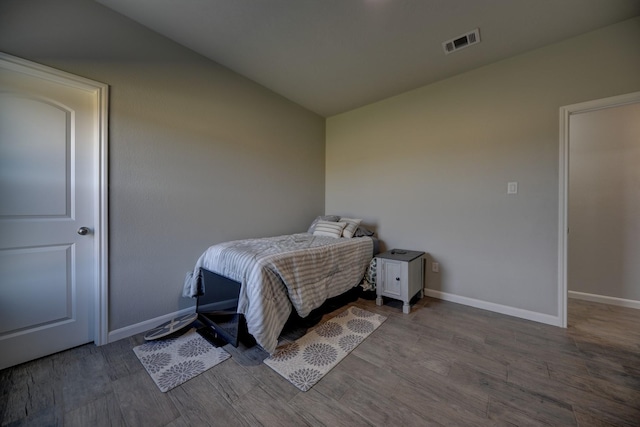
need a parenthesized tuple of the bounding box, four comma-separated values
(354, 226, 375, 237)
(307, 215, 340, 233)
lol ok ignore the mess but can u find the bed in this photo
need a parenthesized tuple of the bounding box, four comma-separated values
(183, 226, 377, 354)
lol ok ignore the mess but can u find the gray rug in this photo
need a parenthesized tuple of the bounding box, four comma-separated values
(264, 306, 386, 391)
(133, 328, 230, 392)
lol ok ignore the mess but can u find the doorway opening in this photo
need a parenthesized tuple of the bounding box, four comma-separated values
(558, 91, 640, 327)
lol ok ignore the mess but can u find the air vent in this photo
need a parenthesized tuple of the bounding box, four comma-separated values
(442, 28, 481, 55)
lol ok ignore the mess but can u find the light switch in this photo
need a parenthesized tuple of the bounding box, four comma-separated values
(507, 182, 518, 194)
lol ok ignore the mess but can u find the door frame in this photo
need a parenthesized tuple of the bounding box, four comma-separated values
(0, 52, 109, 345)
(558, 90, 640, 328)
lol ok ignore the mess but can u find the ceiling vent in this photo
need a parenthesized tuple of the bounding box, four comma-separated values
(442, 28, 480, 55)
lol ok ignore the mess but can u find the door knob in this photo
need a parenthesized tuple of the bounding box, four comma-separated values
(77, 227, 90, 235)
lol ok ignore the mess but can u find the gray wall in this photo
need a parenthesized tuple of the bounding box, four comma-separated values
(326, 17, 640, 319)
(0, 0, 326, 331)
(569, 101, 640, 301)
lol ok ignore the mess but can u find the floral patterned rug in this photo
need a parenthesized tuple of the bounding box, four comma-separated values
(264, 306, 387, 391)
(133, 328, 230, 392)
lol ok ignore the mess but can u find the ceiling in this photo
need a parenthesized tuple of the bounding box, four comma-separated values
(96, 0, 640, 117)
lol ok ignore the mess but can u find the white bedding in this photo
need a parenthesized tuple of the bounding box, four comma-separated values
(184, 233, 374, 353)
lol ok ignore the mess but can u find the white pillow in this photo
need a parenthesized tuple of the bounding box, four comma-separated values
(307, 215, 340, 233)
(313, 220, 347, 238)
(340, 218, 362, 238)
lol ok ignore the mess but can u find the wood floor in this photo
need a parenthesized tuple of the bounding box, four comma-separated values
(1, 297, 639, 426)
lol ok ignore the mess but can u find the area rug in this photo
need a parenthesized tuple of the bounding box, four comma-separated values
(264, 306, 386, 391)
(133, 328, 230, 392)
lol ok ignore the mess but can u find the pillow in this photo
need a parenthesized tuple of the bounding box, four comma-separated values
(313, 220, 347, 238)
(340, 218, 362, 238)
(307, 215, 340, 233)
(354, 226, 375, 237)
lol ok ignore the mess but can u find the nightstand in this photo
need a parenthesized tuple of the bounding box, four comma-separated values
(375, 249, 425, 314)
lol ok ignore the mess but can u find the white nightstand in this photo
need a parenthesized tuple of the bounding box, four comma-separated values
(375, 249, 425, 314)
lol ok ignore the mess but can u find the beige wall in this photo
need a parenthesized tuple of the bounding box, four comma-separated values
(569, 101, 640, 301)
(0, 0, 326, 331)
(326, 17, 640, 319)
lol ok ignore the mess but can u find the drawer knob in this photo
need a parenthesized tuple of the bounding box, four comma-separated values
(395, 277, 400, 281)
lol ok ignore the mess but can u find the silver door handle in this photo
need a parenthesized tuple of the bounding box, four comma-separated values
(77, 227, 90, 235)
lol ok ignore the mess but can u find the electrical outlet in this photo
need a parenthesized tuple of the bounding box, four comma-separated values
(431, 262, 439, 273)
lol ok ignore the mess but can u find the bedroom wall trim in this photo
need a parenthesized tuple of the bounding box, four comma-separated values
(108, 307, 195, 343)
(558, 90, 640, 329)
(569, 291, 640, 310)
(423, 289, 561, 326)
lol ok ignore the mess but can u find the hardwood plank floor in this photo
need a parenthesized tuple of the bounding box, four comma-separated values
(2, 297, 639, 426)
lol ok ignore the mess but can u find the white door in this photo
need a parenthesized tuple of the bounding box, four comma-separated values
(381, 260, 403, 297)
(0, 54, 108, 370)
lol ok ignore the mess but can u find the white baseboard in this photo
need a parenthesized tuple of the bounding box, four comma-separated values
(107, 307, 196, 343)
(568, 291, 640, 310)
(106, 291, 638, 343)
(423, 288, 562, 327)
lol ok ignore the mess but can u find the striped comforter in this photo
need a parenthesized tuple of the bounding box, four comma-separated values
(187, 233, 374, 353)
